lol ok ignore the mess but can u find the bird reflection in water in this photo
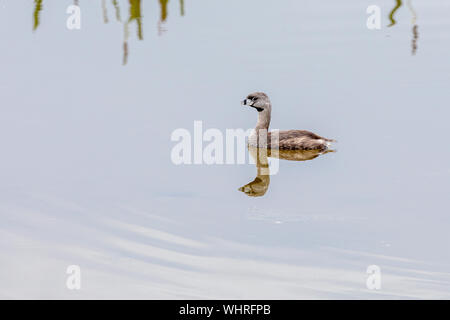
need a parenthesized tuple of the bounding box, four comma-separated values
(239, 146, 334, 197)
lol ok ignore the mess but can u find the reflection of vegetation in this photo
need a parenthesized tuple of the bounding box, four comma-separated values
(388, 0, 419, 55)
(128, 0, 143, 40)
(123, 37, 129, 65)
(180, 0, 184, 16)
(32, 0, 184, 34)
(112, 0, 122, 21)
(412, 25, 418, 55)
(159, 0, 169, 22)
(33, 0, 43, 31)
(123, 0, 143, 65)
(407, 0, 419, 55)
(388, 0, 402, 27)
(102, 0, 109, 23)
(30, 1, 186, 63)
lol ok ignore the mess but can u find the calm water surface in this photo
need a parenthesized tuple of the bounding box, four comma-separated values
(1, 0, 450, 298)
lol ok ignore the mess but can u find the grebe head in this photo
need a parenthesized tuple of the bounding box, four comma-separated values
(241, 92, 271, 113)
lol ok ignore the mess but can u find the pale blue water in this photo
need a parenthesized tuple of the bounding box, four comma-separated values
(0, 0, 450, 298)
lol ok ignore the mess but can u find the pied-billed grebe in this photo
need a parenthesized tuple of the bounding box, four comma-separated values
(242, 92, 335, 151)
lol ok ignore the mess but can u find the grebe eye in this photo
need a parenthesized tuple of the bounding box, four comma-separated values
(252, 97, 258, 101)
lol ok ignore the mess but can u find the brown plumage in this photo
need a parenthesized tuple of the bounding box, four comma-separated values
(242, 92, 335, 151)
(267, 130, 335, 151)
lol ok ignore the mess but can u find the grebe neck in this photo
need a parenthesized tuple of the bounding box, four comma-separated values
(255, 109, 271, 131)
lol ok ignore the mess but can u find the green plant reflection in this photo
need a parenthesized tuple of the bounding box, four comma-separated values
(388, 0, 419, 55)
(32, 0, 185, 65)
(33, 0, 43, 31)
